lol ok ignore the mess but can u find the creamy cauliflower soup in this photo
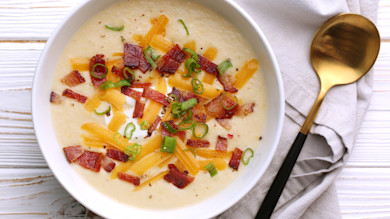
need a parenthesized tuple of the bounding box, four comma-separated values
(50, 0, 267, 209)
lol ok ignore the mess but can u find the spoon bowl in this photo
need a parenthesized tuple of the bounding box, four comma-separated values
(257, 13, 380, 218)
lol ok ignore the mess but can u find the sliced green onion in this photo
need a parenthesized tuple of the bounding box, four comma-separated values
(167, 93, 178, 104)
(183, 109, 192, 121)
(192, 123, 209, 138)
(124, 143, 142, 162)
(140, 121, 150, 130)
(160, 136, 177, 154)
(100, 79, 131, 90)
(181, 98, 198, 111)
(172, 102, 183, 118)
(143, 46, 158, 70)
(183, 48, 198, 61)
(220, 93, 238, 110)
(115, 79, 132, 87)
(177, 119, 195, 131)
(182, 148, 196, 157)
(178, 19, 189, 35)
(123, 67, 135, 82)
(191, 78, 204, 94)
(163, 122, 178, 134)
(94, 105, 111, 115)
(113, 132, 122, 145)
(242, 148, 254, 165)
(217, 59, 233, 76)
(105, 24, 124, 31)
(124, 123, 136, 139)
(204, 163, 218, 177)
(91, 63, 108, 79)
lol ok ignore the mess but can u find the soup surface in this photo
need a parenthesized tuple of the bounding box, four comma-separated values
(51, 0, 267, 209)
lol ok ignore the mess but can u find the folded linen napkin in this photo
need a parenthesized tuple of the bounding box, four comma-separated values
(218, 0, 379, 218)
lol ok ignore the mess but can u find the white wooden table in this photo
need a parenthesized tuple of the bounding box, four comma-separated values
(0, 0, 389, 218)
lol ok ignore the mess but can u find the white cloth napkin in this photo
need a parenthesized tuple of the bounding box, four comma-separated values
(218, 0, 379, 218)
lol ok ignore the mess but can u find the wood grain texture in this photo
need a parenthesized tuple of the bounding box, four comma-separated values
(0, 0, 388, 218)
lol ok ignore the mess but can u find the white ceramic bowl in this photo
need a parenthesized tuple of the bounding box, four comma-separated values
(32, 0, 284, 218)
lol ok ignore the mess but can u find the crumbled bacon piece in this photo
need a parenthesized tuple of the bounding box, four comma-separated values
(216, 136, 228, 152)
(63, 145, 83, 163)
(106, 148, 129, 162)
(121, 86, 142, 101)
(186, 139, 210, 148)
(204, 93, 239, 119)
(62, 89, 87, 103)
(50, 91, 62, 104)
(197, 55, 218, 75)
(216, 118, 232, 130)
(118, 172, 140, 186)
(61, 70, 85, 87)
(77, 150, 102, 172)
(161, 121, 186, 141)
(147, 116, 162, 137)
(131, 82, 152, 88)
(164, 164, 194, 189)
(191, 108, 207, 123)
(217, 73, 238, 93)
(101, 156, 116, 172)
(124, 43, 142, 68)
(89, 54, 107, 87)
(142, 87, 170, 106)
(157, 44, 186, 74)
(169, 87, 201, 103)
(133, 100, 145, 118)
(237, 102, 255, 117)
(139, 53, 151, 73)
(229, 147, 243, 171)
(111, 65, 125, 80)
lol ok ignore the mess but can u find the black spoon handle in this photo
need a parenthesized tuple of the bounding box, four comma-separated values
(256, 132, 308, 219)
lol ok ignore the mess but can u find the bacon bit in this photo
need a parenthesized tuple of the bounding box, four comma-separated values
(118, 172, 141, 186)
(216, 136, 228, 152)
(124, 43, 143, 68)
(204, 93, 239, 119)
(121, 86, 142, 101)
(77, 151, 102, 172)
(101, 156, 116, 172)
(191, 108, 207, 123)
(63, 145, 83, 163)
(216, 118, 232, 130)
(217, 73, 238, 93)
(237, 102, 255, 117)
(142, 87, 170, 106)
(147, 116, 162, 137)
(50, 91, 62, 104)
(161, 121, 186, 141)
(106, 148, 129, 162)
(228, 134, 234, 139)
(186, 139, 210, 148)
(133, 100, 145, 118)
(198, 55, 218, 75)
(169, 87, 201, 103)
(61, 70, 85, 87)
(131, 82, 152, 88)
(62, 89, 87, 103)
(89, 54, 107, 87)
(157, 44, 186, 74)
(164, 164, 194, 189)
(111, 65, 125, 79)
(229, 147, 243, 171)
(139, 53, 151, 73)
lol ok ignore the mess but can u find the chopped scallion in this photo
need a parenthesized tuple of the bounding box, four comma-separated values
(217, 59, 233, 76)
(162, 122, 178, 134)
(124, 123, 136, 139)
(94, 105, 111, 115)
(183, 48, 198, 61)
(191, 78, 204, 94)
(167, 93, 178, 104)
(220, 93, 238, 110)
(177, 119, 195, 131)
(140, 121, 150, 130)
(160, 136, 177, 154)
(100, 79, 131, 90)
(181, 98, 198, 111)
(105, 24, 124, 31)
(143, 46, 159, 70)
(242, 148, 254, 165)
(123, 67, 135, 82)
(91, 63, 108, 79)
(124, 143, 142, 162)
(113, 132, 122, 145)
(178, 19, 189, 35)
(192, 123, 209, 138)
(204, 163, 218, 177)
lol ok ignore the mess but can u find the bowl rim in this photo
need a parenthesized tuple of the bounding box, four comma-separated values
(32, 0, 284, 218)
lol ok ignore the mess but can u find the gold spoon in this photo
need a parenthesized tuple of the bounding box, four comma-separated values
(256, 13, 380, 218)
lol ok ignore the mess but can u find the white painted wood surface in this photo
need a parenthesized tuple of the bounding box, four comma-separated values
(0, 0, 389, 217)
